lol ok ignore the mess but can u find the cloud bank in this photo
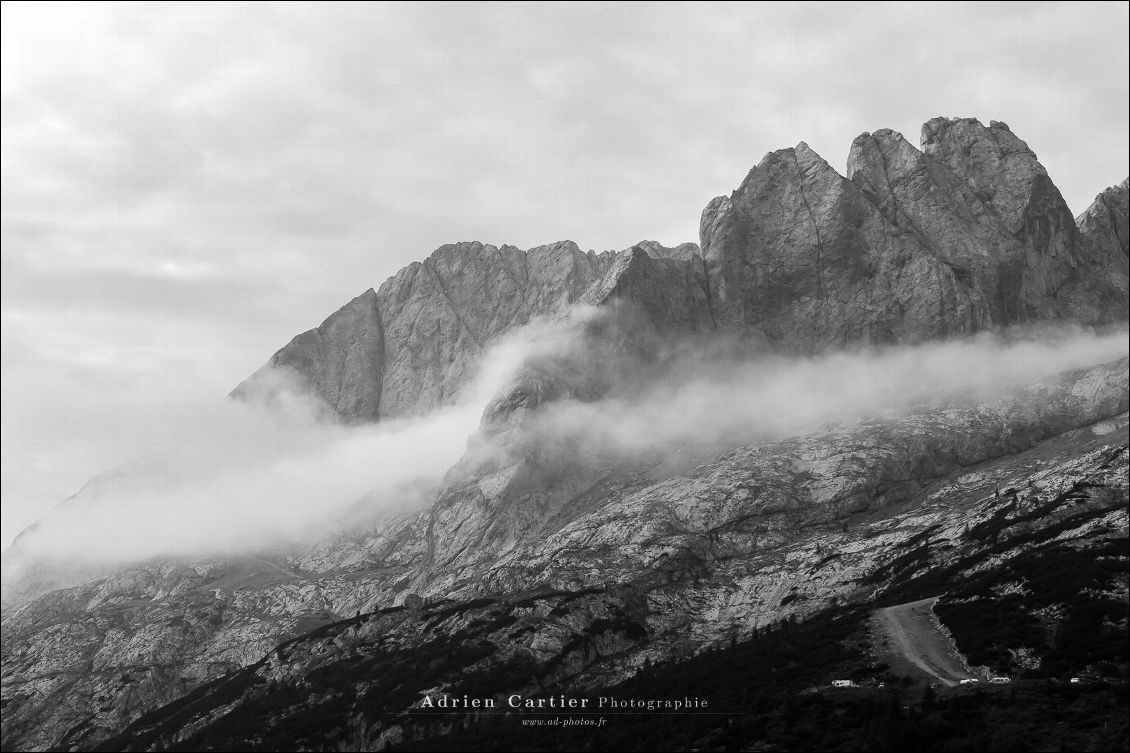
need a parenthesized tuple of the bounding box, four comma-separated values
(513, 325, 1130, 467)
(5, 315, 1124, 587)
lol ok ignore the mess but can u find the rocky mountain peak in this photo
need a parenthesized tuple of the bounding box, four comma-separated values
(845, 128, 922, 182)
(1079, 177, 1130, 259)
(232, 238, 718, 424)
(232, 288, 384, 422)
(231, 117, 1127, 427)
(792, 139, 832, 170)
(631, 239, 702, 261)
(920, 116, 1048, 230)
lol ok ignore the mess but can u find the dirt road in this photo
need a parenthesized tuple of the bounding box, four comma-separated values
(873, 597, 974, 687)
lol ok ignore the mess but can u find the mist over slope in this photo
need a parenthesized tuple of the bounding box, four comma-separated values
(3, 317, 1125, 579)
(508, 323, 1130, 465)
(4, 341, 1125, 753)
(0, 319, 567, 574)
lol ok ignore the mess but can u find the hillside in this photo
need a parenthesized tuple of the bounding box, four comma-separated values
(1, 117, 1128, 752)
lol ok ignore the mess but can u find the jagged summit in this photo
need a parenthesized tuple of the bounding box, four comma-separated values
(232, 118, 1128, 424)
(233, 238, 711, 421)
(703, 116, 1127, 349)
(1079, 177, 1130, 259)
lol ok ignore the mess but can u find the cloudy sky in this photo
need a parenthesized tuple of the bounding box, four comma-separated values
(2, 1, 1128, 548)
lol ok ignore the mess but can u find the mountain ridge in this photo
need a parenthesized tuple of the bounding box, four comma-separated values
(2, 116, 1128, 752)
(235, 117, 1129, 425)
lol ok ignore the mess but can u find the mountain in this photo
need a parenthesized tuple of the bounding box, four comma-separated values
(234, 118, 1127, 425)
(2, 117, 1128, 752)
(230, 240, 713, 424)
(1078, 177, 1130, 260)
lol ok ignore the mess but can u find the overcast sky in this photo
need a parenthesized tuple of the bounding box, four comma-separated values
(2, 1, 1128, 549)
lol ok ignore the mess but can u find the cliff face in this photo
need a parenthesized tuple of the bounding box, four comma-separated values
(1079, 177, 1130, 260)
(232, 240, 712, 422)
(701, 118, 1127, 351)
(236, 118, 1128, 424)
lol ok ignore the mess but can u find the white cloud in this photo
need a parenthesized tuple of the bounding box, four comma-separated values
(4, 314, 1124, 574)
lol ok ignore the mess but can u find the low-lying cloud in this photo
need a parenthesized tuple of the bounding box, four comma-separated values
(2, 394, 476, 573)
(2, 313, 1127, 584)
(514, 323, 1130, 466)
(0, 312, 605, 576)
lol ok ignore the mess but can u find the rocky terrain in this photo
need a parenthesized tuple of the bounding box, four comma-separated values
(1078, 176, 1129, 259)
(2, 117, 1128, 752)
(29, 391, 1129, 751)
(234, 118, 1127, 424)
(230, 239, 714, 423)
